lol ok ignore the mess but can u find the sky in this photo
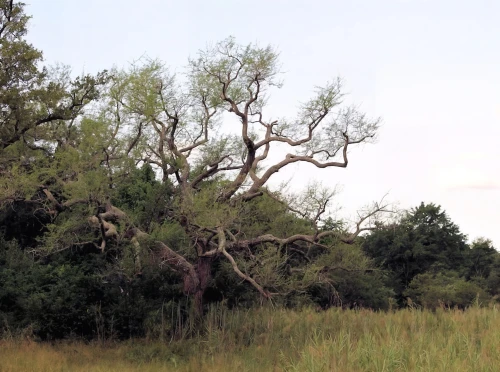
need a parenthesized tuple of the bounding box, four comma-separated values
(26, 0, 500, 246)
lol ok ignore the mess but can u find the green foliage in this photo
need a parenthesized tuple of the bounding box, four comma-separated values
(404, 271, 489, 309)
(363, 203, 470, 301)
(465, 238, 497, 279)
(308, 243, 393, 310)
(0, 0, 107, 209)
(485, 253, 500, 299)
(0, 0, 107, 154)
(189, 36, 282, 110)
(237, 193, 312, 240)
(362, 203, 500, 309)
(0, 237, 99, 338)
(0, 0, 44, 149)
(113, 163, 171, 227)
(0, 234, 185, 340)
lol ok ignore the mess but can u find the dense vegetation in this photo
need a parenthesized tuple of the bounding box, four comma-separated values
(0, 0, 498, 345)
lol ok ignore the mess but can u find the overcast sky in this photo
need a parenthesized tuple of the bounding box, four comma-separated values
(26, 0, 500, 246)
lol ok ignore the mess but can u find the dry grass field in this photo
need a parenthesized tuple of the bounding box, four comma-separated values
(1, 306, 499, 371)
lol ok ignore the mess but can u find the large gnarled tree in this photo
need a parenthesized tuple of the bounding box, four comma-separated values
(2, 17, 389, 314)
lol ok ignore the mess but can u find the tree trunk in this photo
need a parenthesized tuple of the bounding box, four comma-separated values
(192, 256, 212, 317)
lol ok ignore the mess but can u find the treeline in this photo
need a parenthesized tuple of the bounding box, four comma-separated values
(1, 198, 498, 340)
(363, 203, 499, 307)
(0, 1, 498, 341)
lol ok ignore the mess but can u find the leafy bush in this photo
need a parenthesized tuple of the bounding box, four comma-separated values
(404, 271, 489, 309)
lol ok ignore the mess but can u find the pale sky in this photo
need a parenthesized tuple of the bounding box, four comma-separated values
(26, 0, 500, 246)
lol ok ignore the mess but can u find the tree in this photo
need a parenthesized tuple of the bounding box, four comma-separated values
(2, 16, 389, 316)
(0, 0, 107, 205)
(0, 0, 107, 150)
(466, 238, 497, 280)
(485, 253, 500, 300)
(362, 203, 469, 302)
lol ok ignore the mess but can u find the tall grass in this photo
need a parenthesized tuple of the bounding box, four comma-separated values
(1, 305, 499, 371)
